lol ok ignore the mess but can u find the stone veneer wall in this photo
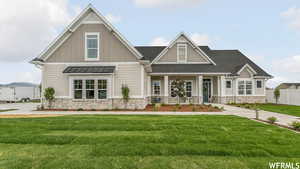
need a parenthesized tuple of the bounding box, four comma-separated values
(43, 98, 148, 110)
(212, 96, 266, 104)
(149, 96, 201, 104)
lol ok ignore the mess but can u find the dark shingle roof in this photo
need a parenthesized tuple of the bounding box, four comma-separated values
(63, 66, 115, 74)
(135, 46, 271, 77)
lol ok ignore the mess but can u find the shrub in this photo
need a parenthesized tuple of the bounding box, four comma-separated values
(121, 84, 130, 107)
(274, 88, 280, 104)
(154, 103, 161, 111)
(44, 87, 55, 109)
(220, 106, 225, 111)
(267, 117, 277, 124)
(91, 109, 97, 111)
(290, 121, 300, 131)
(192, 106, 197, 112)
(77, 108, 84, 111)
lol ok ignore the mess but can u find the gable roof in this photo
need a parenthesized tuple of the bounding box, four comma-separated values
(31, 4, 143, 64)
(276, 83, 300, 89)
(137, 46, 272, 77)
(150, 32, 216, 65)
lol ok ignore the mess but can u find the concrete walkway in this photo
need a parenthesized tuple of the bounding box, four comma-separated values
(213, 104, 300, 127)
(1, 103, 299, 128)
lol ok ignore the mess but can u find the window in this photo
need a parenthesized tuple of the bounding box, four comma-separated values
(152, 81, 161, 96)
(226, 80, 232, 88)
(177, 43, 187, 63)
(170, 82, 176, 97)
(98, 80, 107, 99)
(85, 33, 99, 60)
(238, 80, 252, 95)
(86, 80, 95, 99)
(185, 81, 192, 98)
(170, 80, 192, 98)
(74, 80, 83, 99)
(256, 80, 262, 88)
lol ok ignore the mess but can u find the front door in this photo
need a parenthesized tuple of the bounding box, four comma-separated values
(203, 79, 212, 103)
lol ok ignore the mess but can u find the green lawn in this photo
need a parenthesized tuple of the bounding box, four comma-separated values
(231, 103, 300, 117)
(256, 104, 300, 117)
(0, 115, 299, 169)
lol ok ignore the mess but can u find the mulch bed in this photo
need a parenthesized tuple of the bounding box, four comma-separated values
(39, 105, 222, 112)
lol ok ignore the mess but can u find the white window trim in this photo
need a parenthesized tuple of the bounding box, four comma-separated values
(256, 80, 263, 89)
(237, 78, 254, 96)
(152, 80, 161, 96)
(169, 80, 193, 98)
(85, 32, 100, 61)
(177, 43, 187, 63)
(226, 80, 232, 89)
(69, 76, 111, 100)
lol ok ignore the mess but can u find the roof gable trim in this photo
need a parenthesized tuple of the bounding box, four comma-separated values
(150, 32, 216, 65)
(237, 64, 257, 75)
(36, 4, 143, 62)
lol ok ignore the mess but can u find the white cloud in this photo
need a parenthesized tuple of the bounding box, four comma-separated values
(273, 55, 300, 73)
(0, 0, 79, 62)
(266, 76, 289, 88)
(190, 33, 212, 45)
(105, 14, 121, 23)
(150, 37, 170, 46)
(280, 7, 300, 31)
(133, 0, 205, 8)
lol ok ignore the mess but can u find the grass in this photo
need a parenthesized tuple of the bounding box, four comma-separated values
(0, 109, 17, 112)
(230, 103, 300, 117)
(0, 115, 299, 169)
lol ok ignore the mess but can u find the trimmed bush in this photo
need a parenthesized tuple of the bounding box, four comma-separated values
(267, 117, 277, 124)
(291, 121, 300, 131)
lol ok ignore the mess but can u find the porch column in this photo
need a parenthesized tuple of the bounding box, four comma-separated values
(164, 76, 169, 104)
(220, 76, 226, 104)
(198, 75, 203, 104)
(147, 76, 151, 97)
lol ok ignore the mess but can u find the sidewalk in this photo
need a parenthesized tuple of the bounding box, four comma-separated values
(213, 104, 300, 127)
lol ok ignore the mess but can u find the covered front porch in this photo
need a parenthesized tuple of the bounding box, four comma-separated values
(147, 74, 227, 104)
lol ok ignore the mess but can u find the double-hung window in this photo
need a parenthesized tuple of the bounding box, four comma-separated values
(73, 79, 108, 100)
(152, 81, 161, 96)
(256, 80, 262, 88)
(86, 80, 95, 99)
(85, 33, 99, 60)
(98, 80, 107, 99)
(238, 80, 252, 95)
(185, 81, 192, 98)
(226, 80, 232, 88)
(177, 43, 187, 63)
(74, 80, 83, 99)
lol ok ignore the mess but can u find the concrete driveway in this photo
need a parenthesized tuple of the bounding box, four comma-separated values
(0, 102, 299, 129)
(0, 103, 40, 113)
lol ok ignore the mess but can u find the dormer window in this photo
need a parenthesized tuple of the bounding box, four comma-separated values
(177, 43, 187, 63)
(85, 32, 99, 61)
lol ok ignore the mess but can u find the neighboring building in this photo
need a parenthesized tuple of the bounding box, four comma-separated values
(0, 82, 40, 102)
(276, 83, 300, 90)
(31, 5, 272, 110)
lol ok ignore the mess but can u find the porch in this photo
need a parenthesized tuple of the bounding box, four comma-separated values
(147, 75, 226, 104)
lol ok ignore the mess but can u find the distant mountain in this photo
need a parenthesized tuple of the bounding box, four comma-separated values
(0, 82, 39, 87)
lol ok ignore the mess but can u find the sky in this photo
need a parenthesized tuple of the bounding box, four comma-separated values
(0, 0, 300, 87)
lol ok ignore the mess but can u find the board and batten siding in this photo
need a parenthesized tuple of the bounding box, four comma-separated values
(42, 64, 69, 97)
(157, 42, 208, 63)
(114, 64, 142, 97)
(46, 24, 138, 63)
(42, 63, 143, 98)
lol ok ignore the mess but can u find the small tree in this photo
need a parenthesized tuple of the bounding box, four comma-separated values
(274, 88, 280, 104)
(170, 79, 186, 104)
(121, 84, 130, 109)
(44, 87, 55, 109)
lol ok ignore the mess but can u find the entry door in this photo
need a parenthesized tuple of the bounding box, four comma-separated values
(203, 79, 212, 103)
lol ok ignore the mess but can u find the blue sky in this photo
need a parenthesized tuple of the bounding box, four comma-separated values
(0, 0, 300, 87)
